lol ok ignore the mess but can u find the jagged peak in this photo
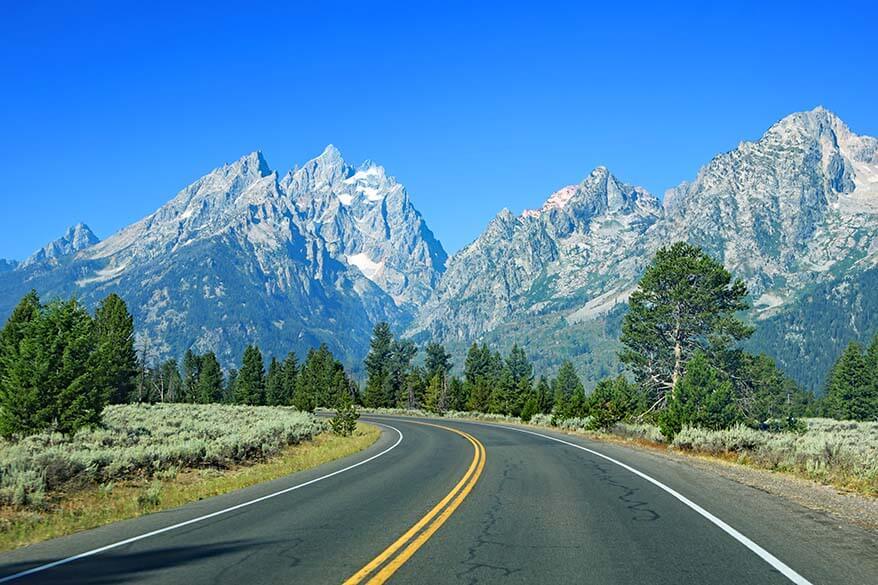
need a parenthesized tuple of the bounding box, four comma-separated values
(21, 222, 100, 268)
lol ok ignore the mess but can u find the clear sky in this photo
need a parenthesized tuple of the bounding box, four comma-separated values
(1, 0, 876, 260)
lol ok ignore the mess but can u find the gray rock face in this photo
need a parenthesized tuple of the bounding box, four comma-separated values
(20, 223, 100, 269)
(409, 167, 663, 342)
(410, 107, 878, 387)
(2, 147, 446, 369)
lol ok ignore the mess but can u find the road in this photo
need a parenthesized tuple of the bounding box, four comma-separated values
(0, 416, 875, 584)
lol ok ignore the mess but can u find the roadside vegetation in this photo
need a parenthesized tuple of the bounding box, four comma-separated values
(0, 290, 378, 550)
(357, 242, 878, 495)
(0, 409, 378, 550)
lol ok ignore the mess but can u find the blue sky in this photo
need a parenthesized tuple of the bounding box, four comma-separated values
(1, 0, 876, 260)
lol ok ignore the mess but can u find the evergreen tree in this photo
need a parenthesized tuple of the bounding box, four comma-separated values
(552, 360, 584, 418)
(281, 352, 299, 405)
(535, 376, 553, 414)
(94, 294, 137, 404)
(265, 357, 285, 406)
(158, 359, 182, 402)
(0, 290, 41, 386)
(448, 377, 467, 411)
(823, 342, 877, 421)
(505, 345, 533, 416)
(402, 366, 426, 409)
(587, 376, 643, 430)
(182, 349, 202, 403)
(425, 342, 452, 382)
(520, 393, 540, 422)
(0, 298, 108, 436)
(867, 333, 878, 385)
(196, 352, 224, 403)
(467, 376, 492, 412)
(424, 373, 444, 413)
(235, 345, 265, 405)
(389, 339, 417, 407)
(293, 348, 319, 412)
(364, 323, 394, 408)
(224, 368, 238, 403)
(659, 352, 741, 439)
(489, 368, 515, 415)
(620, 242, 751, 409)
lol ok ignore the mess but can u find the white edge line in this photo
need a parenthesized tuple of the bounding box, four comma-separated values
(0, 423, 404, 584)
(448, 419, 814, 585)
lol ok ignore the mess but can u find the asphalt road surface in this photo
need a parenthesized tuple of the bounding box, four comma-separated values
(1, 416, 875, 584)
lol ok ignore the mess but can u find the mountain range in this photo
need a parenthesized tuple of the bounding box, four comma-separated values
(2, 107, 876, 389)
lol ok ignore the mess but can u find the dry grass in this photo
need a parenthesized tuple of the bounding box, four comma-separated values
(0, 422, 380, 551)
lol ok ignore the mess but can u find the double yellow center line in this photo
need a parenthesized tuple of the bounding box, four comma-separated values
(344, 422, 486, 585)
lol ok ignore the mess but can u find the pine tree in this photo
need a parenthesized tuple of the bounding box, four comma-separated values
(1, 297, 108, 436)
(94, 294, 137, 404)
(364, 323, 394, 408)
(552, 360, 584, 418)
(620, 242, 751, 409)
(587, 376, 643, 430)
(0, 290, 41, 386)
(535, 376, 553, 414)
(224, 368, 238, 403)
(158, 359, 182, 402)
(281, 352, 299, 405)
(823, 342, 877, 421)
(467, 376, 492, 412)
(659, 352, 740, 439)
(489, 368, 515, 415)
(196, 352, 224, 403)
(505, 345, 533, 416)
(424, 373, 443, 413)
(265, 357, 285, 406)
(448, 377, 467, 411)
(425, 342, 452, 382)
(235, 345, 265, 405)
(182, 349, 202, 403)
(294, 348, 320, 412)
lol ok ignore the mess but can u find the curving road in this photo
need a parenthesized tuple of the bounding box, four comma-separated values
(0, 416, 875, 584)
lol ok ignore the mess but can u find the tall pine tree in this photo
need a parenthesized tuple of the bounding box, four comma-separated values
(235, 345, 265, 405)
(94, 294, 137, 404)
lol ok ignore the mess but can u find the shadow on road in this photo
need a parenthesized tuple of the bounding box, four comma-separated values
(0, 538, 278, 584)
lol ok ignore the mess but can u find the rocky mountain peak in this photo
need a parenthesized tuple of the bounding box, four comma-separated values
(20, 223, 99, 268)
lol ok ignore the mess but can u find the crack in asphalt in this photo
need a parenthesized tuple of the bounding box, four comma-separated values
(560, 449, 661, 523)
(456, 460, 524, 584)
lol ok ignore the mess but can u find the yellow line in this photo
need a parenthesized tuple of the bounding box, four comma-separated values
(343, 422, 486, 585)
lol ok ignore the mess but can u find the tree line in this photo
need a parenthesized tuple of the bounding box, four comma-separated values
(2, 241, 875, 439)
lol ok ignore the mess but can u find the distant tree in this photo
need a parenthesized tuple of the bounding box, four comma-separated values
(659, 352, 740, 439)
(364, 323, 394, 408)
(94, 294, 137, 404)
(535, 376, 553, 414)
(330, 389, 359, 436)
(294, 348, 319, 412)
(552, 360, 584, 418)
(235, 345, 265, 405)
(520, 394, 540, 422)
(389, 340, 417, 407)
(281, 352, 299, 405)
(425, 342, 452, 382)
(466, 376, 492, 412)
(196, 352, 224, 403)
(620, 242, 751, 410)
(448, 377, 467, 411)
(587, 376, 643, 430)
(224, 368, 238, 403)
(182, 349, 202, 403)
(158, 359, 183, 402)
(424, 373, 444, 413)
(265, 357, 285, 406)
(489, 367, 515, 415)
(402, 366, 426, 409)
(505, 345, 533, 416)
(823, 342, 877, 421)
